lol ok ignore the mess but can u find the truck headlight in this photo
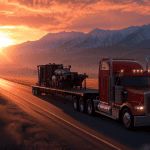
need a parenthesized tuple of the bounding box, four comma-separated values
(134, 106, 145, 110)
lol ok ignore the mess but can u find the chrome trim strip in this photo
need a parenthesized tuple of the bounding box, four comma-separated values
(95, 110, 117, 120)
(100, 101, 108, 105)
(114, 104, 121, 107)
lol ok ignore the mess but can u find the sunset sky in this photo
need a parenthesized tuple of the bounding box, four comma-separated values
(0, 0, 150, 47)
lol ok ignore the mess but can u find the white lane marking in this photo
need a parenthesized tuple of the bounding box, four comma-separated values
(0, 79, 121, 150)
(36, 106, 122, 150)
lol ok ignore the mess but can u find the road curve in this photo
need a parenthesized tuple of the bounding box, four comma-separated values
(0, 78, 147, 150)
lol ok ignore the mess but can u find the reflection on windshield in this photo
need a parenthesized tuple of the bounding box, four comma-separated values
(123, 76, 150, 87)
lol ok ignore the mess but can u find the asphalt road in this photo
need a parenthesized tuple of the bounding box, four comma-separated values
(0, 78, 149, 150)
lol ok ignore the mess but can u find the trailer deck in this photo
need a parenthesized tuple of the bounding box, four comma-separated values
(31, 85, 99, 96)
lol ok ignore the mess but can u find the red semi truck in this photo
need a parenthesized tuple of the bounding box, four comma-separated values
(32, 55, 150, 129)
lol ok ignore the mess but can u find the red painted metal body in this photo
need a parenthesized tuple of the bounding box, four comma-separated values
(99, 58, 150, 117)
(32, 56, 150, 127)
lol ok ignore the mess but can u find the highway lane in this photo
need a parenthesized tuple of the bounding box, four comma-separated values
(0, 78, 148, 150)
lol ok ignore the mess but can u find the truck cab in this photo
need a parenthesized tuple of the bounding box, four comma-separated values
(99, 58, 144, 105)
(92, 55, 150, 129)
(32, 55, 150, 130)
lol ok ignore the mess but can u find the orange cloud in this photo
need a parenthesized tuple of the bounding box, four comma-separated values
(0, 0, 149, 44)
(2, 0, 150, 27)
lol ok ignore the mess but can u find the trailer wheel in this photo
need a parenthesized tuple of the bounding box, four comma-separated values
(34, 88, 37, 95)
(86, 99, 94, 116)
(73, 96, 79, 111)
(79, 97, 86, 113)
(32, 87, 35, 95)
(122, 108, 133, 130)
(34, 88, 41, 96)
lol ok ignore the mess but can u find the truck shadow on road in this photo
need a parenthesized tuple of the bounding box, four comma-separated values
(36, 93, 150, 132)
(35, 93, 150, 150)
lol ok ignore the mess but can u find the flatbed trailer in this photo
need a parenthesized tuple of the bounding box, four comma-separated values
(32, 55, 150, 130)
(31, 85, 99, 109)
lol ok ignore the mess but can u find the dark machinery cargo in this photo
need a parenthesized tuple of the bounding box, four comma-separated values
(37, 63, 88, 89)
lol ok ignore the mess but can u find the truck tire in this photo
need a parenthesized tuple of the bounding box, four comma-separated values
(32, 87, 35, 95)
(79, 97, 86, 113)
(73, 96, 79, 111)
(86, 99, 95, 116)
(122, 108, 133, 130)
(34, 88, 41, 96)
(34, 88, 37, 95)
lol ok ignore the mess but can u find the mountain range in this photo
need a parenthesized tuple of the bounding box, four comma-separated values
(1, 24, 150, 78)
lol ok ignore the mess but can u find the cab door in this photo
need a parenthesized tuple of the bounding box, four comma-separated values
(99, 70, 109, 104)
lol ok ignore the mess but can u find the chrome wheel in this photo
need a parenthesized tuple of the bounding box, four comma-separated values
(80, 104, 83, 111)
(73, 96, 79, 111)
(88, 106, 92, 114)
(86, 99, 94, 116)
(123, 112, 131, 126)
(74, 102, 77, 109)
(79, 98, 85, 113)
(122, 108, 133, 130)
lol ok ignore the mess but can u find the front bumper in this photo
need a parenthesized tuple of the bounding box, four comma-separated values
(134, 115, 150, 127)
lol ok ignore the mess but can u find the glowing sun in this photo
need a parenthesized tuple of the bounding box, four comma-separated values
(0, 37, 13, 48)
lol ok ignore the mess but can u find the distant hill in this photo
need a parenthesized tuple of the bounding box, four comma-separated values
(117, 24, 150, 48)
(1, 24, 150, 78)
(137, 39, 150, 48)
(2, 24, 149, 56)
(119, 25, 142, 37)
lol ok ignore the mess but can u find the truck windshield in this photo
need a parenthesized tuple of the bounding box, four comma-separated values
(123, 76, 150, 87)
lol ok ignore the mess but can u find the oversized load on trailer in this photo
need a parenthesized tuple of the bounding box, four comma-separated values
(37, 63, 88, 89)
(32, 55, 150, 130)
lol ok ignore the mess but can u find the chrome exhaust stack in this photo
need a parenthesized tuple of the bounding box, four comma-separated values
(146, 55, 149, 72)
(108, 55, 113, 76)
(108, 55, 114, 105)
